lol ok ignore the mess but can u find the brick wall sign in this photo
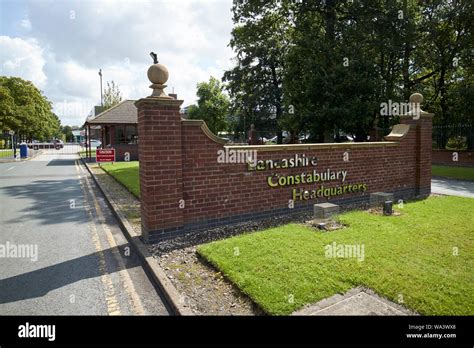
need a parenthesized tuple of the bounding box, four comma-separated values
(96, 148, 115, 163)
(136, 65, 433, 242)
(246, 153, 367, 201)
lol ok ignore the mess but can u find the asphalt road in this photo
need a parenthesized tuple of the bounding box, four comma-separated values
(431, 178, 474, 198)
(0, 153, 169, 315)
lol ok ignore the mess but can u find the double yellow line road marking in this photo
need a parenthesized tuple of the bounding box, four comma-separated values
(75, 159, 144, 315)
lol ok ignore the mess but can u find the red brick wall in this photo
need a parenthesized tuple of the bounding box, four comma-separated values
(136, 97, 433, 242)
(432, 149, 474, 167)
(114, 144, 138, 161)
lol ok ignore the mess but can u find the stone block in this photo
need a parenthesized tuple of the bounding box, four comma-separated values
(370, 192, 394, 207)
(314, 203, 340, 219)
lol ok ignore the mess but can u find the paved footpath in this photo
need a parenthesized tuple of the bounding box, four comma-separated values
(431, 178, 474, 198)
(0, 153, 169, 315)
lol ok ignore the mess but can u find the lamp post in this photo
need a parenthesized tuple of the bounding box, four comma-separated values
(8, 130, 15, 158)
(98, 69, 103, 107)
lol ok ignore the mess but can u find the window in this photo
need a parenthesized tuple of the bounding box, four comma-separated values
(125, 125, 138, 144)
(113, 125, 137, 144)
(115, 126, 125, 144)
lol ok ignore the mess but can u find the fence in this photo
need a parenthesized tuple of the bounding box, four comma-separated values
(0, 132, 17, 160)
(432, 124, 473, 150)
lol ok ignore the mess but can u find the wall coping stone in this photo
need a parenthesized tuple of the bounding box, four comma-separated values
(181, 119, 228, 144)
(384, 124, 410, 141)
(224, 141, 399, 152)
(135, 97, 184, 108)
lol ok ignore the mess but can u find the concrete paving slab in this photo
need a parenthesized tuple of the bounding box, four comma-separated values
(293, 287, 417, 316)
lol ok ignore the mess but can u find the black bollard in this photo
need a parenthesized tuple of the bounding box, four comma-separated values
(383, 200, 393, 216)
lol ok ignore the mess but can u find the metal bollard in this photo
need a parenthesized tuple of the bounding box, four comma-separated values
(383, 201, 393, 216)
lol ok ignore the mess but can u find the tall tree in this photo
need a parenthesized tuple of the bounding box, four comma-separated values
(224, 0, 291, 143)
(103, 81, 122, 110)
(0, 76, 60, 141)
(225, 0, 473, 143)
(0, 85, 15, 129)
(187, 77, 230, 134)
(285, 0, 383, 142)
(61, 125, 74, 142)
(417, 0, 473, 125)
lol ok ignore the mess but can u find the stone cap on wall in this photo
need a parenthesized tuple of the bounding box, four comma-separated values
(135, 97, 184, 108)
(224, 141, 399, 152)
(182, 119, 229, 144)
(384, 124, 410, 141)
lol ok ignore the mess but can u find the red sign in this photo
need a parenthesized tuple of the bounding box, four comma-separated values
(96, 148, 115, 163)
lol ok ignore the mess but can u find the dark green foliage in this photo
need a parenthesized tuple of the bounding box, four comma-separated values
(0, 76, 61, 141)
(225, 0, 473, 141)
(188, 77, 230, 134)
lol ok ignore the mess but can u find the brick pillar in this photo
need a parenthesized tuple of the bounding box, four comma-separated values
(416, 114, 433, 196)
(135, 96, 184, 242)
(399, 93, 433, 197)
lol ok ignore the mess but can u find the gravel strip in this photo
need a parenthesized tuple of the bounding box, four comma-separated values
(156, 245, 264, 315)
(149, 211, 313, 255)
(89, 164, 264, 315)
(89, 165, 141, 236)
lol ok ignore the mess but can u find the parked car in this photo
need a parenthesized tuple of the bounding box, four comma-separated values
(86, 139, 102, 148)
(27, 139, 63, 150)
(53, 139, 64, 149)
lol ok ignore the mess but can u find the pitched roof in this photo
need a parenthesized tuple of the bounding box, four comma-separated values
(86, 100, 137, 124)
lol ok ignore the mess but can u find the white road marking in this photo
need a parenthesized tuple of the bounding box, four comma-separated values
(7, 166, 14, 171)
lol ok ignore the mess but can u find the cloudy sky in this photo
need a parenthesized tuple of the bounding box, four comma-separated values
(0, 0, 235, 126)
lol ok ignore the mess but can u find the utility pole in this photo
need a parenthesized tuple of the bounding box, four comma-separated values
(99, 69, 103, 107)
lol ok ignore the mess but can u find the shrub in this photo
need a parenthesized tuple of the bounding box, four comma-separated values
(446, 136, 468, 150)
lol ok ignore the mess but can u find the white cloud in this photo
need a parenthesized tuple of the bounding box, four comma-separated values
(1, 0, 235, 126)
(0, 36, 47, 88)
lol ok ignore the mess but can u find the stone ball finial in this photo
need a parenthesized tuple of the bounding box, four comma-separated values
(409, 93, 423, 105)
(147, 63, 169, 85)
(147, 62, 171, 98)
(404, 92, 429, 119)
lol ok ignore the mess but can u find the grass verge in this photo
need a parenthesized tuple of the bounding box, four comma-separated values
(78, 150, 96, 158)
(0, 150, 15, 158)
(100, 161, 139, 198)
(198, 196, 474, 315)
(432, 165, 474, 181)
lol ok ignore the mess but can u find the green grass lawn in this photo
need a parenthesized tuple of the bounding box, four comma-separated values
(0, 149, 15, 158)
(78, 150, 96, 158)
(100, 161, 139, 197)
(432, 165, 474, 181)
(198, 196, 474, 315)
